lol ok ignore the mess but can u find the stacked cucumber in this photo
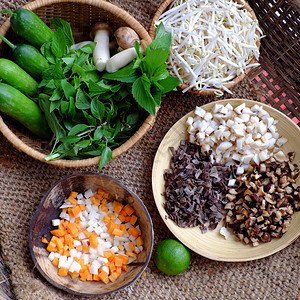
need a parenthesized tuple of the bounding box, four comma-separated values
(0, 8, 53, 138)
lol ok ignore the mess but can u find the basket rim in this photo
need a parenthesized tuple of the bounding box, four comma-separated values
(148, 0, 261, 95)
(0, 0, 155, 168)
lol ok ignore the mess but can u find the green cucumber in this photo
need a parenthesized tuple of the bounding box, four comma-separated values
(0, 83, 51, 138)
(0, 34, 49, 78)
(0, 58, 39, 98)
(3, 8, 54, 48)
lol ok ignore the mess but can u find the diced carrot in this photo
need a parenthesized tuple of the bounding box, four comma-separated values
(120, 224, 127, 235)
(109, 272, 118, 282)
(119, 210, 128, 217)
(54, 238, 64, 251)
(118, 214, 126, 222)
(100, 204, 108, 212)
(114, 256, 123, 267)
(78, 259, 85, 267)
(50, 229, 67, 237)
(124, 216, 131, 223)
(83, 230, 92, 238)
(128, 226, 141, 238)
(90, 196, 100, 206)
(115, 267, 122, 276)
(41, 237, 49, 244)
(126, 251, 137, 258)
(112, 228, 124, 237)
(79, 204, 86, 211)
(75, 217, 81, 223)
(118, 255, 129, 264)
(99, 270, 108, 283)
(113, 202, 124, 214)
(87, 274, 93, 281)
(50, 236, 58, 243)
(62, 208, 67, 213)
(136, 236, 144, 247)
(94, 193, 103, 200)
(123, 204, 135, 216)
(109, 261, 116, 273)
(67, 222, 79, 236)
(102, 215, 110, 223)
(58, 267, 68, 277)
(108, 213, 116, 221)
(107, 222, 118, 234)
(103, 251, 115, 262)
(68, 196, 77, 205)
(52, 257, 59, 267)
(130, 215, 138, 226)
(97, 188, 105, 195)
(69, 191, 78, 198)
(118, 244, 125, 251)
(128, 242, 135, 252)
(89, 233, 98, 249)
(69, 205, 81, 218)
(69, 271, 79, 279)
(79, 270, 89, 281)
(47, 241, 56, 252)
(122, 264, 128, 272)
(82, 246, 89, 252)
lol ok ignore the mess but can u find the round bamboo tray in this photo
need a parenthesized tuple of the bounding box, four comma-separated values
(149, 0, 261, 96)
(0, 0, 154, 168)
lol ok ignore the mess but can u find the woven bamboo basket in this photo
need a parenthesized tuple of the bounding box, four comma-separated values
(0, 0, 154, 168)
(149, 0, 261, 96)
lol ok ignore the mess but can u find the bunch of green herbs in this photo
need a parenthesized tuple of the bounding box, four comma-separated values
(38, 19, 181, 169)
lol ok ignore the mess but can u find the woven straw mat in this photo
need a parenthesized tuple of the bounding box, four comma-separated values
(0, 0, 299, 300)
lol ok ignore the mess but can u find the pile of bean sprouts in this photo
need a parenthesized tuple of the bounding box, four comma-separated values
(156, 0, 263, 95)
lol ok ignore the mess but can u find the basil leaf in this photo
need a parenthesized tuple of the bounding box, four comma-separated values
(51, 27, 66, 58)
(157, 76, 181, 93)
(91, 98, 105, 121)
(99, 146, 113, 170)
(75, 88, 90, 110)
(49, 88, 62, 101)
(59, 135, 82, 143)
(51, 17, 74, 47)
(61, 79, 76, 100)
(132, 74, 156, 116)
(143, 48, 169, 76)
(68, 124, 90, 136)
(94, 127, 104, 140)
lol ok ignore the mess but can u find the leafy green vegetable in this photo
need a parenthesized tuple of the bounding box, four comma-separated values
(38, 20, 180, 169)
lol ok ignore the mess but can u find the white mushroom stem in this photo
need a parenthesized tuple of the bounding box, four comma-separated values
(70, 41, 93, 51)
(105, 41, 146, 73)
(93, 29, 111, 72)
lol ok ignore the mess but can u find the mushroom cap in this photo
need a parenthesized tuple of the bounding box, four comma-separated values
(90, 22, 114, 39)
(114, 27, 140, 50)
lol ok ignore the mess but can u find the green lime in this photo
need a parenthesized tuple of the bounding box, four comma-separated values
(153, 239, 191, 275)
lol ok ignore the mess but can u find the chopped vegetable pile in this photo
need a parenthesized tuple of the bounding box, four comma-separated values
(187, 103, 287, 174)
(43, 189, 144, 283)
(164, 140, 232, 232)
(156, 0, 263, 95)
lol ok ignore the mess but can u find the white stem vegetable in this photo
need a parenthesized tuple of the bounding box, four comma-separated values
(156, 0, 263, 95)
(90, 22, 113, 72)
(70, 41, 93, 51)
(105, 38, 146, 74)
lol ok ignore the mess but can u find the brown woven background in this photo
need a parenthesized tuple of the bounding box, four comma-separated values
(0, 0, 299, 299)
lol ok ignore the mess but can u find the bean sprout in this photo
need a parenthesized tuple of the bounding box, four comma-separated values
(156, 0, 263, 95)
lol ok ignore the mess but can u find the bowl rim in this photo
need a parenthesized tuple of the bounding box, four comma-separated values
(0, 0, 156, 168)
(29, 172, 154, 296)
(148, 0, 261, 95)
